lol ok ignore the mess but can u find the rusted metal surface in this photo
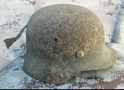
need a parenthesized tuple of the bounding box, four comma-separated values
(23, 4, 117, 84)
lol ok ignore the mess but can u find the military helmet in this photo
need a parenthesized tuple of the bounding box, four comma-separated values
(23, 4, 117, 84)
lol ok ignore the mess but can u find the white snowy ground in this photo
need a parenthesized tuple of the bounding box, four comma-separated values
(0, 0, 124, 89)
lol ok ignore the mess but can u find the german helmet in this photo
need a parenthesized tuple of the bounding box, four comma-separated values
(23, 4, 117, 84)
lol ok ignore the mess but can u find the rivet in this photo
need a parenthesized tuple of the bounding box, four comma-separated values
(76, 51, 84, 58)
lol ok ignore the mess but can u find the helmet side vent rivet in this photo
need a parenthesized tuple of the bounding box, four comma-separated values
(76, 51, 84, 58)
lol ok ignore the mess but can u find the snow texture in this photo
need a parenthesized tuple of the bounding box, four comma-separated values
(0, 0, 124, 89)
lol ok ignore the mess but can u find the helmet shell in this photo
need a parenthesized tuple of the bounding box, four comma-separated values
(23, 4, 117, 84)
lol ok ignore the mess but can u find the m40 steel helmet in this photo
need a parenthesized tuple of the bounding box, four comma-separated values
(23, 4, 117, 84)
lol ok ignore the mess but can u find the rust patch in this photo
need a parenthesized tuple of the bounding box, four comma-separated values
(108, 35, 112, 37)
(21, 80, 57, 89)
(121, 5, 124, 9)
(100, 0, 124, 10)
(99, 0, 114, 6)
(71, 0, 76, 3)
(18, 19, 21, 21)
(19, 70, 124, 89)
(71, 70, 124, 89)
(16, 13, 22, 17)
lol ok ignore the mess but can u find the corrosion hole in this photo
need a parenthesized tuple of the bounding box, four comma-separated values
(55, 38, 58, 42)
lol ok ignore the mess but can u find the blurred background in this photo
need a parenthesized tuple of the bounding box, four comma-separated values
(0, 0, 124, 89)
